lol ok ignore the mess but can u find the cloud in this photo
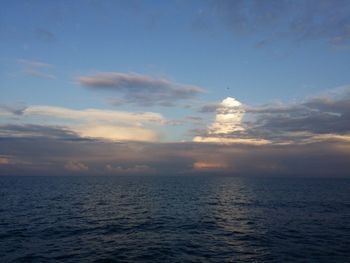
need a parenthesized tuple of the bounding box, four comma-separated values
(194, 97, 270, 145)
(1, 105, 166, 142)
(198, 103, 221, 113)
(105, 164, 155, 174)
(207, 0, 350, 46)
(0, 103, 27, 116)
(208, 97, 245, 134)
(0, 133, 349, 177)
(78, 72, 204, 106)
(24, 105, 165, 124)
(248, 86, 350, 141)
(195, 86, 350, 145)
(17, 59, 56, 79)
(193, 161, 228, 170)
(1, 87, 350, 177)
(76, 124, 158, 141)
(193, 136, 270, 145)
(17, 59, 52, 68)
(0, 156, 14, 165)
(64, 161, 88, 172)
(0, 124, 83, 140)
(0, 154, 30, 167)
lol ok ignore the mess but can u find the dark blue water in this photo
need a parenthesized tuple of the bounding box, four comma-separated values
(1, 176, 350, 262)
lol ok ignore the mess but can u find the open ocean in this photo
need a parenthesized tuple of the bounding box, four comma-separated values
(0, 175, 350, 262)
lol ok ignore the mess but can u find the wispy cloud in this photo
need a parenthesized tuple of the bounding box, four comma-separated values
(17, 59, 56, 79)
(0, 103, 27, 116)
(78, 72, 204, 106)
(0, 124, 82, 140)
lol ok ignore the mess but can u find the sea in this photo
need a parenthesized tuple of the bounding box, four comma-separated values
(0, 175, 349, 262)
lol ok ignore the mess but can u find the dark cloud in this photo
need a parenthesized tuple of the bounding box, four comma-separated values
(208, 0, 350, 46)
(79, 72, 204, 107)
(0, 129, 349, 177)
(0, 124, 86, 141)
(199, 102, 246, 114)
(250, 87, 350, 137)
(187, 116, 203, 121)
(198, 102, 221, 113)
(0, 104, 27, 115)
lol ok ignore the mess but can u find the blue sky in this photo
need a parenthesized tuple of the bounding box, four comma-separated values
(2, 0, 350, 107)
(1, 0, 350, 176)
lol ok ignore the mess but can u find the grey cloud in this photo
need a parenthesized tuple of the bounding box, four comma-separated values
(0, 104, 27, 115)
(251, 88, 350, 136)
(199, 102, 245, 115)
(198, 103, 221, 113)
(209, 0, 350, 46)
(187, 116, 203, 121)
(197, 86, 350, 143)
(0, 124, 86, 141)
(79, 72, 204, 107)
(0, 130, 349, 177)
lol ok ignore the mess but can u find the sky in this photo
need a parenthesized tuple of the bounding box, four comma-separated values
(1, 0, 350, 176)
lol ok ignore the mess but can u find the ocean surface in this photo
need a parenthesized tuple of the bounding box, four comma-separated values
(0, 175, 350, 262)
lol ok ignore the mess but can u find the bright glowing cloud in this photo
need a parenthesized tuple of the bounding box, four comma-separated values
(209, 97, 245, 134)
(195, 87, 350, 146)
(24, 106, 165, 125)
(193, 136, 270, 145)
(3, 105, 167, 142)
(193, 97, 269, 145)
(76, 124, 158, 141)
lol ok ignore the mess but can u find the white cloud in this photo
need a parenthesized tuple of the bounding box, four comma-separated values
(15, 105, 166, 142)
(193, 136, 270, 145)
(24, 106, 165, 125)
(208, 97, 245, 134)
(76, 124, 158, 141)
(193, 97, 270, 145)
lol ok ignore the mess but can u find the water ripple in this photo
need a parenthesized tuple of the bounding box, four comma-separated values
(0, 176, 350, 262)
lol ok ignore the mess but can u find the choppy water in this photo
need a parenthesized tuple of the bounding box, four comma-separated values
(0, 176, 350, 262)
